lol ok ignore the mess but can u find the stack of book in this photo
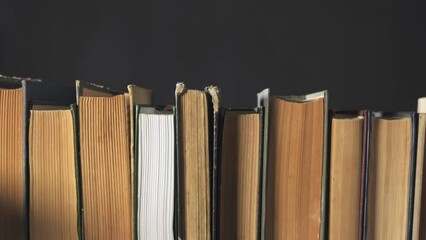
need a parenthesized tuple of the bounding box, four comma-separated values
(0, 74, 425, 240)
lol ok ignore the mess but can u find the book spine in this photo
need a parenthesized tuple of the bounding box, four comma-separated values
(361, 111, 371, 240)
(257, 107, 265, 240)
(407, 113, 419, 240)
(175, 83, 185, 240)
(71, 104, 84, 240)
(257, 88, 270, 240)
(205, 86, 220, 240)
(172, 106, 179, 240)
(320, 91, 329, 240)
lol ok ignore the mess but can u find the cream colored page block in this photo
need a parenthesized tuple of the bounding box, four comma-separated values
(329, 117, 363, 240)
(418, 98, 426, 113)
(266, 97, 324, 240)
(0, 88, 24, 239)
(181, 90, 210, 240)
(29, 110, 78, 240)
(220, 113, 260, 240)
(79, 95, 132, 239)
(367, 118, 411, 240)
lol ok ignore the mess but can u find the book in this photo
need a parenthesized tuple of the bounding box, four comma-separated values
(0, 76, 27, 239)
(135, 106, 174, 240)
(0, 76, 28, 239)
(29, 106, 80, 239)
(329, 111, 370, 240)
(413, 98, 426, 240)
(0, 76, 75, 239)
(257, 89, 328, 240)
(175, 83, 220, 240)
(219, 108, 263, 240)
(4, 74, 426, 240)
(366, 112, 417, 240)
(76, 80, 151, 239)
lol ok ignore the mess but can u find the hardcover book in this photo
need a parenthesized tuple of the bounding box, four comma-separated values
(258, 89, 328, 240)
(175, 83, 220, 240)
(328, 110, 370, 240)
(366, 112, 417, 240)
(29, 105, 80, 239)
(76, 80, 150, 240)
(218, 108, 263, 240)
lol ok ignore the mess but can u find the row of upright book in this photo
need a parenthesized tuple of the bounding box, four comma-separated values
(0, 74, 425, 240)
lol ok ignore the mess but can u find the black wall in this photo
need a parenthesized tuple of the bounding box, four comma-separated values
(1, 0, 426, 111)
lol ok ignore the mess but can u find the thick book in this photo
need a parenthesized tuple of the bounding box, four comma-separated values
(328, 110, 370, 240)
(257, 89, 328, 240)
(218, 108, 263, 240)
(366, 112, 417, 240)
(29, 105, 80, 239)
(175, 83, 220, 240)
(0, 76, 75, 239)
(135, 105, 174, 240)
(76, 80, 151, 240)
(0, 76, 28, 240)
(413, 98, 426, 240)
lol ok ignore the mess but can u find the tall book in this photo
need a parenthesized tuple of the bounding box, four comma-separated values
(135, 106, 175, 239)
(218, 108, 263, 240)
(328, 111, 370, 240)
(366, 112, 417, 240)
(0, 76, 29, 240)
(0, 76, 75, 239)
(413, 98, 426, 240)
(29, 105, 80, 239)
(76, 80, 151, 239)
(175, 83, 220, 240)
(257, 89, 328, 240)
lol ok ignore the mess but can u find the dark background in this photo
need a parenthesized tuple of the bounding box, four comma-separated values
(1, 0, 425, 110)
